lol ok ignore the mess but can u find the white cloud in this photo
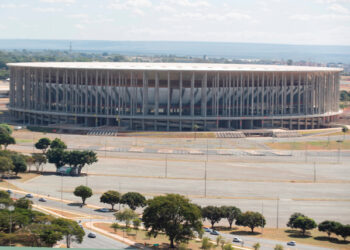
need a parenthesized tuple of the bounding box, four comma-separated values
(0, 4, 27, 8)
(68, 14, 114, 24)
(165, 0, 210, 7)
(40, 0, 76, 3)
(328, 3, 349, 13)
(75, 24, 85, 30)
(34, 7, 63, 12)
(290, 13, 350, 21)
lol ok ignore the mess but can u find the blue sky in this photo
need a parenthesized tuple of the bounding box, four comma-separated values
(0, 0, 349, 45)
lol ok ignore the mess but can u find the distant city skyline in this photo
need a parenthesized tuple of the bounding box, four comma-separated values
(0, 0, 349, 46)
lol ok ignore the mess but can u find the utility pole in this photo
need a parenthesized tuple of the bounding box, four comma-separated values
(204, 161, 207, 197)
(313, 162, 316, 183)
(276, 196, 279, 229)
(165, 154, 168, 178)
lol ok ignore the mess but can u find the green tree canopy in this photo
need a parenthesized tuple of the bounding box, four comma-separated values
(335, 224, 350, 241)
(11, 153, 27, 175)
(221, 206, 241, 229)
(73, 185, 92, 205)
(318, 220, 341, 238)
(65, 150, 97, 176)
(0, 127, 15, 149)
(31, 153, 47, 173)
(114, 208, 138, 228)
(52, 218, 85, 248)
(236, 211, 266, 232)
(201, 206, 223, 229)
(287, 212, 305, 228)
(46, 148, 67, 168)
(0, 124, 12, 135)
(100, 190, 121, 210)
(142, 194, 202, 248)
(50, 138, 67, 150)
(14, 198, 33, 209)
(35, 138, 51, 153)
(120, 192, 146, 210)
(0, 156, 14, 176)
(291, 216, 317, 235)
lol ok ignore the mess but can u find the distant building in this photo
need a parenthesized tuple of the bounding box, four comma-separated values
(7, 62, 342, 130)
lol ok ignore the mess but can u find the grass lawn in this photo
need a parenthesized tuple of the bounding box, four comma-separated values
(217, 226, 350, 250)
(266, 140, 350, 150)
(94, 222, 225, 250)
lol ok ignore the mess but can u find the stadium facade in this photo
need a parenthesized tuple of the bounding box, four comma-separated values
(8, 62, 342, 131)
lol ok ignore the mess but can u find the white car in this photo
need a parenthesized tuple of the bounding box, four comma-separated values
(233, 237, 242, 243)
(287, 241, 296, 246)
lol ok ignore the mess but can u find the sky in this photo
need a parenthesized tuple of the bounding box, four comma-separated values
(0, 0, 349, 46)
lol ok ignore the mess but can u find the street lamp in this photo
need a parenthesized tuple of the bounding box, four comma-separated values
(8, 205, 14, 246)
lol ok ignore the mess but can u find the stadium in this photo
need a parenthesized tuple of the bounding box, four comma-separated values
(8, 62, 342, 131)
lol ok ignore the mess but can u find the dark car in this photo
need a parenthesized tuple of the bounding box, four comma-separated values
(38, 198, 47, 202)
(88, 232, 96, 238)
(25, 194, 34, 198)
(98, 208, 110, 212)
(6, 190, 12, 194)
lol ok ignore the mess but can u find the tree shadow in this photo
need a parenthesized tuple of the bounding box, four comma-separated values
(314, 236, 349, 245)
(229, 230, 261, 236)
(285, 229, 312, 239)
(67, 202, 83, 207)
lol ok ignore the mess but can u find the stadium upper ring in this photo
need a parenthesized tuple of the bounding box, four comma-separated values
(7, 62, 342, 131)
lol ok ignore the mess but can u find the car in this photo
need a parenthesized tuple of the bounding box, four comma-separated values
(287, 241, 296, 246)
(6, 190, 12, 194)
(38, 198, 47, 202)
(233, 237, 242, 243)
(25, 194, 34, 198)
(98, 208, 110, 212)
(204, 227, 211, 233)
(88, 232, 96, 238)
(210, 230, 219, 235)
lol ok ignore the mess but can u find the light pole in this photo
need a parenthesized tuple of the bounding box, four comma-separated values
(276, 196, 279, 229)
(313, 162, 316, 183)
(8, 205, 14, 246)
(61, 172, 63, 213)
(165, 154, 168, 178)
(206, 139, 209, 162)
(204, 161, 207, 197)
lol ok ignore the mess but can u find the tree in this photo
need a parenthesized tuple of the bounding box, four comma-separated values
(133, 218, 141, 235)
(0, 190, 13, 206)
(11, 153, 27, 175)
(52, 218, 84, 248)
(253, 242, 261, 250)
(223, 244, 235, 250)
(15, 198, 33, 209)
(335, 224, 350, 241)
(318, 220, 341, 238)
(0, 126, 15, 149)
(287, 212, 305, 229)
(142, 194, 202, 248)
(120, 192, 146, 210)
(201, 237, 214, 250)
(73, 185, 92, 205)
(0, 124, 13, 135)
(100, 190, 121, 210)
(110, 222, 121, 233)
(291, 216, 317, 236)
(50, 138, 67, 150)
(46, 148, 67, 168)
(31, 153, 47, 173)
(0, 156, 14, 177)
(114, 208, 138, 228)
(65, 150, 97, 176)
(202, 206, 223, 229)
(342, 126, 348, 140)
(221, 206, 241, 229)
(35, 138, 51, 154)
(274, 244, 284, 250)
(39, 224, 63, 247)
(236, 211, 266, 233)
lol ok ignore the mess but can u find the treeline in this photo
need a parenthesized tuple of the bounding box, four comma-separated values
(0, 50, 127, 79)
(0, 191, 84, 247)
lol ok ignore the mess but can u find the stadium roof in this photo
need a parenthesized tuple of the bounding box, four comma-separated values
(7, 62, 343, 72)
